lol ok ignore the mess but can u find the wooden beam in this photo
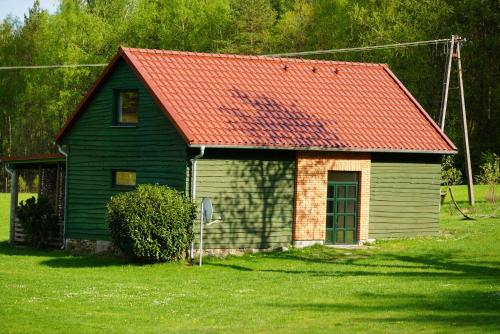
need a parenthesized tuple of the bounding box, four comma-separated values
(55, 162, 60, 210)
(37, 165, 42, 196)
(9, 169, 18, 245)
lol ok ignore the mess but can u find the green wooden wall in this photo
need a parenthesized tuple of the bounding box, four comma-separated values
(61, 59, 187, 240)
(192, 150, 295, 249)
(57, 58, 443, 245)
(369, 154, 442, 238)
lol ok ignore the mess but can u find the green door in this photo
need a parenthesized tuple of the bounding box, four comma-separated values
(325, 172, 358, 244)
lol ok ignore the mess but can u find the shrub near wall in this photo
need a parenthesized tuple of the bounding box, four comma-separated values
(106, 184, 196, 263)
(17, 196, 59, 249)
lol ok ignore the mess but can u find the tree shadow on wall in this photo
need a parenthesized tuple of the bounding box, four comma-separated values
(202, 88, 345, 249)
(202, 158, 295, 249)
(201, 88, 346, 249)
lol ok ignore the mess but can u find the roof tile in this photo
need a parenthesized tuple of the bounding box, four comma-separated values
(57, 47, 456, 153)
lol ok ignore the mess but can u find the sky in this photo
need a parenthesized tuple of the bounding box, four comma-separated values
(0, 0, 58, 21)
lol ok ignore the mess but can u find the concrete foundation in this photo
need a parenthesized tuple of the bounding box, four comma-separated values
(293, 240, 324, 248)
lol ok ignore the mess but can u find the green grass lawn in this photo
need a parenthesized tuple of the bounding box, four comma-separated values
(0, 186, 499, 333)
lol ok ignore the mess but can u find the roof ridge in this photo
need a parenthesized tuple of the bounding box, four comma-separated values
(120, 47, 387, 67)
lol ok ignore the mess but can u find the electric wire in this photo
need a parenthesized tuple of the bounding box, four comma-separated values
(265, 38, 452, 57)
(0, 63, 107, 70)
(0, 38, 455, 69)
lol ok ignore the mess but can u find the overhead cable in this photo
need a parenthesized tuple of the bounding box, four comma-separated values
(0, 38, 455, 69)
(0, 63, 107, 70)
(265, 38, 452, 57)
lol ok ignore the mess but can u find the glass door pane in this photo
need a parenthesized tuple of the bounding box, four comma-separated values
(325, 172, 359, 245)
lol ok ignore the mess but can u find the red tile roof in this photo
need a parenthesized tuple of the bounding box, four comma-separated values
(56, 47, 456, 153)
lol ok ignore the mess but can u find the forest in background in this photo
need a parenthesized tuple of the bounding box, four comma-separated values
(0, 0, 498, 187)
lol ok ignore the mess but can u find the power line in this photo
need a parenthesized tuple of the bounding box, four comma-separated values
(265, 38, 452, 57)
(0, 38, 455, 69)
(0, 63, 107, 70)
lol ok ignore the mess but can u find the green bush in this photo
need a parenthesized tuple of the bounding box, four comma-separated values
(18, 176, 28, 193)
(441, 156, 462, 186)
(475, 152, 500, 185)
(17, 196, 59, 249)
(475, 152, 500, 204)
(106, 184, 196, 263)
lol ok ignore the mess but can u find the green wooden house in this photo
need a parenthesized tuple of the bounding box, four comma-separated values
(3, 47, 457, 253)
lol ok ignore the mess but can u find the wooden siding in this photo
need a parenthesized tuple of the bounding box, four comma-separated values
(369, 155, 441, 238)
(193, 152, 295, 249)
(61, 59, 187, 240)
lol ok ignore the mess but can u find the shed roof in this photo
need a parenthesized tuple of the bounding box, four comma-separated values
(1, 153, 65, 166)
(56, 47, 456, 154)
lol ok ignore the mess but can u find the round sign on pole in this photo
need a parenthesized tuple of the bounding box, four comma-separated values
(201, 197, 213, 224)
(199, 197, 213, 267)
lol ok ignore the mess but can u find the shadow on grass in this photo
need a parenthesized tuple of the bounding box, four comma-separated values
(207, 249, 500, 330)
(40, 255, 130, 268)
(264, 290, 500, 330)
(206, 247, 500, 281)
(207, 261, 500, 280)
(0, 241, 129, 268)
(0, 241, 66, 257)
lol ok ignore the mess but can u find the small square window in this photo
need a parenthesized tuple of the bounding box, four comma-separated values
(113, 170, 136, 188)
(115, 90, 138, 124)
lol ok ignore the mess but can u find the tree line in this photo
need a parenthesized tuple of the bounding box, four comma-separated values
(0, 0, 498, 186)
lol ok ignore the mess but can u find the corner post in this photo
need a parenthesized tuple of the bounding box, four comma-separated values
(9, 168, 18, 245)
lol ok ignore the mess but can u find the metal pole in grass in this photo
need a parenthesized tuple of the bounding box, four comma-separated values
(199, 201, 203, 266)
(199, 197, 213, 267)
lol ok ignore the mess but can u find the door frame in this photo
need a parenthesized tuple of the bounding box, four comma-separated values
(325, 173, 359, 245)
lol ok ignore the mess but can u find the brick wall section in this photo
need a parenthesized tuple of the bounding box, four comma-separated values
(294, 152, 371, 243)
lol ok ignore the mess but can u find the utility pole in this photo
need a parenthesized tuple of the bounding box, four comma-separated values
(456, 38, 475, 206)
(439, 36, 455, 130)
(438, 36, 475, 206)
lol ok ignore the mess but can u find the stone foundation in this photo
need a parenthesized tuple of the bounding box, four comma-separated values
(66, 238, 121, 256)
(193, 246, 286, 257)
(66, 238, 96, 254)
(66, 238, 283, 257)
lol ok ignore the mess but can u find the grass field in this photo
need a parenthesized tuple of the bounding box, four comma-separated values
(0, 186, 499, 333)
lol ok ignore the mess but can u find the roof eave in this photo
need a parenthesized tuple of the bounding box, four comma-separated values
(119, 47, 193, 144)
(382, 66, 458, 152)
(54, 47, 194, 146)
(188, 143, 457, 155)
(1, 153, 66, 165)
(54, 52, 124, 143)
